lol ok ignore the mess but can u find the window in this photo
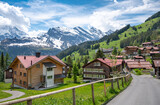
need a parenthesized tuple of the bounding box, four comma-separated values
(47, 68, 52, 71)
(14, 71, 16, 75)
(14, 78, 16, 82)
(47, 76, 52, 79)
(23, 81, 26, 86)
(24, 73, 26, 77)
(94, 62, 101, 66)
(20, 80, 22, 84)
(36, 64, 40, 68)
(20, 64, 24, 68)
(20, 72, 22, 76)
(9, 69, 12, 72)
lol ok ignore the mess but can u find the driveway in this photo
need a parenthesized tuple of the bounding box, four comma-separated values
(0, 90, 25, 102)
(107, 74, 160, 105)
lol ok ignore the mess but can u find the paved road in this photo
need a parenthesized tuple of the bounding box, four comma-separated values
(107, 74, 160, 105)
(0, 90, 25, 102)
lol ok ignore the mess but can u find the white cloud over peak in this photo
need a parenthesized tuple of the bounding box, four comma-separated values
(0, 2, 30, 33)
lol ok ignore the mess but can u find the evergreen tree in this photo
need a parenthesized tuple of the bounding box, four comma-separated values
(124, 33, 127, 37)
(5, 53, 11, 69)
(138, 49, 141, 55)
(77, 60, 81, 69)
(67, 56, 72, 66)
(73, 63, 78, 83)
(112, 47, 117, 55)
(146, 36, 151, 42)
(68, 68, 72, 78)
(84, 56, 88, 65)
(95, 48, 105, 58)
(0, 52, 4, 82)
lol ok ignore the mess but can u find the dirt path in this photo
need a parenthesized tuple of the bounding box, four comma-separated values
(0, 90, 25, 102)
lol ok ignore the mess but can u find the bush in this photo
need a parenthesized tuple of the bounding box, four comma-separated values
(133, 69, 142, 75)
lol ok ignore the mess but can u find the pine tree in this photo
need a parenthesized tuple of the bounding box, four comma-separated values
(138, 49, 141, 55)
(112, 47, 117, 55)
(95, 48, 105, 58)
(73, 63, 78, 83)
(124, 33, 127, 37)
(5, 53, 11, 69)
(146, 36, 151, 42)
(67, 56, 72, 66)
(0, 52, 5, 82)
(84, 56, 88, 65)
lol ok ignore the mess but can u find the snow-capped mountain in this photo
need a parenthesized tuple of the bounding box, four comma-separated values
(0, 26, 112, 58)
(0, 25, 26, 41)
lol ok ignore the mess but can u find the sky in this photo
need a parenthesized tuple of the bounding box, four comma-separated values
(0, 0, 160, 37)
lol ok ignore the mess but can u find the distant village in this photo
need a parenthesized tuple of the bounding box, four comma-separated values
(3, 39, 160, 89)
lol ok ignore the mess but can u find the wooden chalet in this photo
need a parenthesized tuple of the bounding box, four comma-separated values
(125, 60, 153, 71)
(142, 42, 153, 47)
(82, 58, 124, 81)
(153, 60, 160, 77)
(150, 51, 160, 60)
(9, 52, 66, 89)
(124, 46, 138, 56)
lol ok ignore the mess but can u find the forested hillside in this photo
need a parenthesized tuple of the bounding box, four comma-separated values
(57, 11, 160, 66)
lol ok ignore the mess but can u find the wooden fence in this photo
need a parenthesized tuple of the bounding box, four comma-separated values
(0, 74, 132, 105)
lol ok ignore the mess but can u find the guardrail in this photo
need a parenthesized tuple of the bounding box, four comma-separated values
(0, 74, 132, 105)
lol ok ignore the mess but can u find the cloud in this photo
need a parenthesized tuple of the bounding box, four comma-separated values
(114, 0, 118, 3)
(0, 2, 30, 33)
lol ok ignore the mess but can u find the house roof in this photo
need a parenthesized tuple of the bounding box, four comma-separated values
(127, 61, 152, 69)
(150, 51, 160, 54)
(9, 55, 66, 69)
(153, 60, 160, 67)
(83, 58, 123, 68)
(145, 47, 153, 50)
(125, 46, 138, 49)
(142, 42, 153, 45)
(133, 56, 143, 59)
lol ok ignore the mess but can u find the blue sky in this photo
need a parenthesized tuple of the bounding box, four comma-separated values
(0, 0, 160, 37)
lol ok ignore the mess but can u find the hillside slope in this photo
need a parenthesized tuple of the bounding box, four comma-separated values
(57, 11, 160, 64)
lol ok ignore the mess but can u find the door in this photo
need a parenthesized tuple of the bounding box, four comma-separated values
(46, 68, 54, 87)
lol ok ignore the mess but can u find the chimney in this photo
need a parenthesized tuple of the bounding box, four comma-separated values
(102, 57, 105, 60)
(31, 60, 32, 65)
(35, 52, 41, 58)
(24, 56, 26, 60)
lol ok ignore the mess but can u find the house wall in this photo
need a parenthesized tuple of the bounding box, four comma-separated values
(29, 58, 64, 88)
(12, 60, 27, 88)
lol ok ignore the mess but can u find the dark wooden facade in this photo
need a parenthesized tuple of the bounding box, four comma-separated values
(83, 60, 111, 80)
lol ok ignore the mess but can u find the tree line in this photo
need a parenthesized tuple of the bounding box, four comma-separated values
(0, 52, 11, 82)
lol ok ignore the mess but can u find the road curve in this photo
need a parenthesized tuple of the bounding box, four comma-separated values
(107, 74, 160, 105)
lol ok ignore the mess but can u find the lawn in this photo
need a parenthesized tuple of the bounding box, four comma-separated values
(0, 76, 132, 105)
(0, 82, 12, 99)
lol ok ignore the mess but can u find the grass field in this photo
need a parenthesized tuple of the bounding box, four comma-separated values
(0, 82, 12, 99)
(0, 76, 132, 105)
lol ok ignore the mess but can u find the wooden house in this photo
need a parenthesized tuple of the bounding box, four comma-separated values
(124, 46, 138, 56)
(153, 60, 160, 77)
(82, 58, 123, 81)
(9, 52, 66, 89)
(150, 51, 160, 60)
(142, 42, 153, 47)
(125, 60, 152, 71)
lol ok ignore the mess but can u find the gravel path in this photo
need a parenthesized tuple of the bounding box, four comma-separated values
(107, 74, 160, 105)
(0, 90, 25, 102)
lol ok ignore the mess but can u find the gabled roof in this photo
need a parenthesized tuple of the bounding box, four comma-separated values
(83, 58, 123, 68)
(127, 61, 152, 69)
(142, 42, 153, 45)
(9, 55, 66, 69)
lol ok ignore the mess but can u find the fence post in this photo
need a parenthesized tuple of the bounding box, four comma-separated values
(111, 79, 114, 90)
(72, 88, 76, 105)
(121, 77, 124, 87)
(27, 99, 32, 105)
(117, 78, 120, 89)
(91, 84, 95, 105)
(104, 80, 106, 96)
